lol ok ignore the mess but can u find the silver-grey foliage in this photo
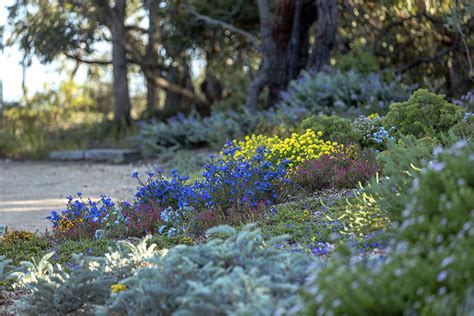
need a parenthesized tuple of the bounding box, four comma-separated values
(11, 225, 313, 315)
(108, 225, 312, 315)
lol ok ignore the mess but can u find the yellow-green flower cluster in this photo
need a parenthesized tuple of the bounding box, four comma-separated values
(111, 283, 128, 293)
(232, 129, 340, 167)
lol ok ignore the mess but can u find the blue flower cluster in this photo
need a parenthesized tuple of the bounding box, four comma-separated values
(135, 169, 198, 209)
(282, 241, 335, 256)
(47, 194, 118, 228)
(48, 145, 290, 235)
(370, 126, 395, 145)
(135, 144, 290, 218)
(354, 115, 395, 150)
(158, 206, 194, 237)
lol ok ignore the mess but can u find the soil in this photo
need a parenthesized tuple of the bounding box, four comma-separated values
(0, 160, 155, 232)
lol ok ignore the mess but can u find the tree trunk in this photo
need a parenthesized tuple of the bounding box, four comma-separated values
(288, 0, 303, 80)
(144, 0, 160, 112)
(111, 0, 131, 126)
(245, 64, 268, 112)
(163, 65, 195, 118)
(243, 0, 337, 110)
(146, 78, 157, 112)
(246, 0, 319, 111)
(307, 0, 338, 70)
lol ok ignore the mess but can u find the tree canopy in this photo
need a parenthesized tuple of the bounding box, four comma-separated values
(5, 0, 473, 126)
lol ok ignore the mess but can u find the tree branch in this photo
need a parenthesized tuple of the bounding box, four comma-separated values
(143, 68, 206, 104)
(187, 7, 260, 49)
(397, 41, 460, 73)
(64, 52, 112, 65)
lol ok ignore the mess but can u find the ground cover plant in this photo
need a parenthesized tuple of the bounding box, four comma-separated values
(3, 0, 474, 313)
(1, 88, 473, 315)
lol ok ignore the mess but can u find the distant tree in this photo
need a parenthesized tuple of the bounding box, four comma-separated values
(6, 1, 210, 124)
(7, 0, 133, 126)
(338, 0, 473, 96)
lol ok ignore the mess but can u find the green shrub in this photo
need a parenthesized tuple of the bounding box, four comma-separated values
(449, 112, 474, 139)
(371, 135, 439, 220)
(258, 199, 328, 245)
(0, 230, 51, 265)
(335, 49, 380, 74)
(299, 115, 360, 144)
(305, 140, 474, 315)
(383, 89, 465, 139)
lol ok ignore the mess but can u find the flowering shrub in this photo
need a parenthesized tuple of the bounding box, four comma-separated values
(354, 114, 395, 150)
(118, 202, 164, 238)
(229, 129, 340, 167)
(135, 146, 290, 226)
(134, 169, 197, 209)
(49, 146, 291, 237)
(47, 194, 121, 237)
(290, 149, 379, 192)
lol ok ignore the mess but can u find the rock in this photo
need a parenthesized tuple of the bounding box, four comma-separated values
(49, 149, 141, 163)
(84, 149, 141, 164)
(49, 150, 85, 161)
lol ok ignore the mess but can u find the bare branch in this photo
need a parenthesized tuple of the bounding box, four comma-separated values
(64, 52, 112, 65)
(187, 7, 260, 49)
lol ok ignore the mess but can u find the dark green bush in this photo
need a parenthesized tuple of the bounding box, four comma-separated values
(383, 89, 465, 139)
(335, 49, 380, 74)
(449, 112, 474, 139)
(299, 115, 360, 144)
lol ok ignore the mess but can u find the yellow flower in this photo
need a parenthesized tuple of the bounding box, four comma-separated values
(111, 284, 128, 293)
(180, 236, 193, 244)
(224, 129, 341, 168)
(367, 113, 379, 120)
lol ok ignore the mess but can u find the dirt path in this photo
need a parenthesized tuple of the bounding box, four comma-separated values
(0, 160, 155, 232)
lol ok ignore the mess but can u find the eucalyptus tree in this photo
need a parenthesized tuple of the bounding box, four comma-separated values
(7, 0, 135, 126)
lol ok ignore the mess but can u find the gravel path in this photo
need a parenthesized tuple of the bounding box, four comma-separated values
(0, 160, 154, 232)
